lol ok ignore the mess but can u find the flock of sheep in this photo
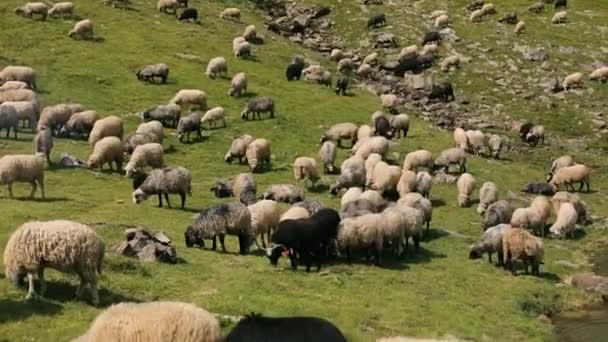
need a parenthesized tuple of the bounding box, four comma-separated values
(0, 0, 604, 340)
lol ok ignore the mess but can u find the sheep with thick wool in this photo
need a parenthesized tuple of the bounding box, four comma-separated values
(550, 155, 575, 174)
(357, 124, 374, 142)
(15, 2, 49, 19)
(124, 143, 164, 177)
(248, 200, 281, 248)
(1, 101, 38, 131)
(353, 136, 390, 159)
(552, 11, 567, 24)
(389, 114, 410, 138)
(563, 72, 583, 90)
(243, 25, 256, 41)
(549, 202, 578, 238)
(589, 67, 608, 83)
(246, 138, 271, 172)
(434, 147, 467, 173)
(320, 122, 358, 147)
(487, 134, 505, 159)
(293, 157, 320, 189)
(87, 137, 123, 172)
(69, 19, 94, 39)
(0, 81, 28, 91)
(338, 213, 385, 265)
(403, 149, 433, 172)
(457, 173, 475, 207)
(502, 228, 544, 275)
(340, 187, 363, 209)
(514, 21, 526, 34)
(210, 173, 257, 205)
(551, 191, 588, 224)
(361, 190, 386, 211)
(225, 134, 254, 164)
(453, 127, 469, 150)
(132, 166, 191, 209)
(73, 301, 220, 342)
(201, 107, 226, 129)
(381, 94, 398, 113)
(548, 164, 591, 192)
(263, 184, 303, 204)
(398, 192, 432, 232)
(64, 110, 99, 138)
(415, 171, 432, 198)
(477, 182, 498, 215)
(157, 0, 178, 13)
(170, 89, 207, 110)
(510, 196, 552, 237)
(280, 206, 310, 222)
(0, 154, 45, 198)
(319, 141, 337, 174)
(364, 153, 383, 187)
(469, 224, 511, 264)
(4, 220, 104, 304)
(220, 7, 241, 20)
(234, 42, 252, 58)
(229, 72, 247, 97)
(330, 155, 366, 195)
(470, 9, 484, 22)
(48, 2, 74, 18)
(434, 14, 449, 28)
(135, 120, 164, 143)
(38, 103, 85, 135)
(397, 170, 417, 197)
(483, 200, 514, 230)
(0, 66, 36, 89)
(143, 104, 181, 127)
(440, 55, 460, 72)
(369, 161, 401, 196)
(465, 130, 486, 155)
(0, 88, 37, 103)
(0, 103, 19, 139)
(205, 57, 228, 78)
(88, 115, 123, 146)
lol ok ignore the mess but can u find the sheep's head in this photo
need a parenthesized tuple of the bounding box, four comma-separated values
(87, 155, 100, 169)
(184, 225, 203, 248)
(240, 108, 249, 120)
(5, 267, 24, 286)
(468, 244, 484, 259)
(210, 181, 233, 198)
(266, 244, 291, 266)
(132, 189, 148, 204)
(224, 152, 234, 164)
(329, 183, 340, 195)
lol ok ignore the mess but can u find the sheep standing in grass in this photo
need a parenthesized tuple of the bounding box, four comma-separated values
(552, 191, 588, 224)
(403, 149, 433, 172)
(225, 134, 254, 164)
(241, 97, 274, 120)
(280, 206, 310, 222)
(14, 2, 48, 20)
(483, 200, 514, 230)
(263, 184, 303, 204)
(397, 170, 417, 197)
(415, 171, 432, 198)
(330, 155, 366, 195)
(562, 72, 583, 90)
(434, 147, 467, 173)
(353, 136, 390, 159)
(589, 67, 608, 83)
(74, 302, 220, 342)
(465, 129, 486, 155)
(205, 57, 228, 79)
(502, 228, 544, 275)
(137, 63, 169, 84)
(389, 114, 409, 138)
(246, 138, 271, 172)
(88, 116, 124, 146)
(0, 66, 37, 89)
(0, 89, 37, 103)
(124, 143, 164, 177)
(3, 220, 104, 304)
(235, 42, 252, 58)
(510, 196, 552, 237)
(33, 127, 53, 163)
(370, 162, 401, 196)
(143, 104, 181, 127)
(319, 141, 337, 174)
(248, 200, 281, 248)
(157, 0, 178, 13)
(469, 224, 511, 264)
(136, 121, 164, 143)
(548, 164, 591, 192)
(357, 125, 374, 142)
(48, 2, 74, 18)
(453, 127, 469, 150)
(37, 103, 84, 135)
(0, 154, 45, 198)
(176, 113, 202, 143)
(552, 11, 567, 24)
(229, 72, 247, 97)
(338, 213, 384, 265)
(69, 19, 94, 39)
(549, 202, 578, 238)
(220, 7, 241, 21)
(321, 123, 358, 147)
(525, 125, 545, 146)
(87, 137, 124, 172)
(201, 107, 226, 129)
(481, 3, 496, 14)
(457, 173, 475, 207)
(185, 202, 254, 254)
(64, 110, 99, 138)
(132, 166, 191, 209)
(434, 14, 449, 28)
(477, 182, 498, 215)
(487, 134, 505, 159)
(243, 25, 256, 41)
(0, 104, 18, 139)
(470, 9, 484, 22)
(232, 173, 257, 205)
(170, 89, 207, 110)
(398, 192, 432, 232)
(293, 157, 320, 189)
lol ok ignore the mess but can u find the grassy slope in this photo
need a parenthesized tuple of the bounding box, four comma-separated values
(0, 0, 606, 341)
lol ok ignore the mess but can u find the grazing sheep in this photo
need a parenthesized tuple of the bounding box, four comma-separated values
(246, 138, 271, 172)
(356, 63, 372, 78)
(225, 314, 347, 342)
(514, 21, 526, 34)
(415, 171, 432, 198)
(361, 190, 386, 211)
(499, 12, 518, 24)
(521, 182, 556, 196)
(528, 2, 544, 13)
(365, 154, 382, 187)
(0, 104, 18, 139)
(370, 162, 401, 196)
(525, 125, 545, 146)
(397, 192, 433, 233)
(136, 121, 164, 143)
(562, 72, 583, 90)
(124, 143, 164, 177)
(457, 173, 476, 207)
(74, 302, 220, 342)
(367, 13, 386, 29)
(263, 184, 304, 204)
(293, 157, 320, 189)
(466, 130, 486, 155)
(397, 170, 417, 197)
(338, 213, 384, 264)
(177, 8, 197, 22)
(132, 166, 191, 209)
(469, 9, 484, 22)
(248, 200, 281, 248)
(0, 154, 45, 198)
(548, 164, 591, 192)
(319, 141, 337, 174)
(589, 67, 608, 83)
(229, 72, 247, 97)
(483, 200, 514, 230)
(330, 155, 366, 195)
(552, 191, 588, 224)
(243, 25, 257, 41)
(374, 116, 394, 139)
(205, 57, 228, 78)
(340, 187, 363, 209)
(280, 207, 311, 222)
(33, 127, 53, 163)
(469, 224, 511, 264)
(3, 220, 104, 304)
(286, 62, 305, 81)
(403, 150, 433, 172)
(335, 76, 349, 96)
(88, 116, 124, 146)
(220, 7, 241, 21)
(357, 124, 374, 142)
(14, 2, 48, 20)
(64, 110, 99, 138)
(433, 147, 467, 173)
(69, 19, 94, 39)
(185, 202, 253, 254)
(0, 81, 28, 91)
(398, 45, 419, 61)
(143, 103, 181, 127)
(434, 14, 449, 28)
(422, 31, 441, 45)
(157, 0, 178, 13)
(555, 0, 567, 9)
(235, 42, 252, 58)
(510, 196, 552, 237)
(440, 55, 460, 72)
(381, 94, 398, 113)
(0, 88, 37, 103)
(233, 173, 257, 205)
(87, 137, 124, 172)
(428, 82, 454, 102)
(37, 103, 83, 135)
(123, 133, 159, 155)
(487, 134, 505, 159)
(502, 228, 544, 275)
(170, 89, 207, 110)
(453, 127, 469, 150)
(321, 123, 358, 147)
(201, 107, 226, 129)
(225, 134, 254, 164)
(241, 97, 275, 120)
(0, 66, 36, 89)
(552, 10, 567, 24)
(352, 136, 390, 159)
(549, 202, 578, 238)
(232, 36, 246, 52)
(477, 182, 498, 215)
(137, 63, 169, 84)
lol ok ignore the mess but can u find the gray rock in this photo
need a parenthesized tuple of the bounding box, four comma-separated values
(294, 14, 310, 29)
(374, 33, 398, 48)
(113, 228, 177, 263)
(569, 273, 608, 300)
(524, 47, 549, 62)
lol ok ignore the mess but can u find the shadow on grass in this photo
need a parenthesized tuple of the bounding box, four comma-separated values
(237, 91, 259, 99)
(11, 197, 71, 203)
(307, 183, 329, 193)
(0, 299, 63, 323)
(430, 198, 446, 207)
(43, 280, 141, 307)
(424, 227, 450, 242)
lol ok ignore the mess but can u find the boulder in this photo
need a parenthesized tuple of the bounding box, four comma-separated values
(114, 228, 177, 263)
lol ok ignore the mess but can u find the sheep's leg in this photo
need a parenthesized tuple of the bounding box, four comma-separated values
(219, 235, 227, 252)
(7, 183, 14, 199)
(498, 252, 504, 267)
(180, 192, 186, 209)
(413, 235, 420, 254)
(523, 260, 529, 275)
(346, 246, 352, 264)
(29, 181, 37, 198)
(164, 193, 171, 208)
(211, 236, 217, 251)
(38, 179, 45, 199)
(37, 268, 46, 296)
(75, 274, 86, 299)
(261, 233, 267, 249)
(488, 252, 493, 263)
(26, 273, 37, 300)
(157, 193, 163, 207)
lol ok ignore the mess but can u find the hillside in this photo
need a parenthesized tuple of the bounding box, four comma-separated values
(0, 0, 607, 341)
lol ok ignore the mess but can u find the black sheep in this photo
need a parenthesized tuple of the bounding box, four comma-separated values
(266, 208, 340, 272)
(225, 313, 348, 342)
(176, 0, 188, 7)
(335, 75, 348, 95)
(428, 82, 455, 102)
(367, 13, 386, 29)
(522, 182, 556, 196)
(374, 116, 394, 139)
(416, 54, 434, 70)
(422, 31, 441, 45)
(555, 0, 567, 9)
(177, 8, 197, 22)
(285, 63, 303, 81)
(519, 122, 534, 142)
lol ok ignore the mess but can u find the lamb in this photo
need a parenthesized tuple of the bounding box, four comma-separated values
(3, 220, 104, 304)
(330, 155, 366, 195)
(549, 202, 578, 238)
(457, 173, 476, 207)
(415, 171, 432, 198)
(136, 63, 169, 84)
(235, 42, 252, 58)
(243, 25, 257, 41)
(48, 2, 74, 18)
(245, 138, 271, 172)
(185, 202, 254, 254)
(241, 97, 275, 120)
(465, 130, 486, 155)
(37, 103, 84, 135)
(403, 150, 433, 172)
(229, 72, 248, 97)
(0, 104, 19, 139)
(525, 125, 545, 146)
(263, 184, 304, 204)
(14, 2, 48, 20)
(135, 121, 164, 143)
(477, 182, 498, 215)
(0, 89, 37, 103)
(64, 110, 99, 138)
(0, 66, 37, 89)
(0, 154, 45, 198)
(320, 122, 358, 147)
(142, 104, 181, 127)
(396, 170, 417, 197)
(88, 115, 124, 146)
(469, 224, 511, 264)
(124, 143, 164, 177)
(225, 314, 347, 342)
(248, 200, 281, 248)
(280, 207, 311, 222)
(157, 0, 178, 13)
(0, 81, 28, 91)
(589, 67, 608, 83)
(552, 191, 588, 224)
(293, 157, 320, 189)
(370, 162, 401, 196)
(357, 124, 374, 141)
(433, 147, 467, 173)
(550, 156, 575, 177)
(514, 21, 526, 34)
(69, 19, 94, 39)
(132, 166, 191, 209)
(200, 107, 226, 129)
(340, 187, 363, 209)
(453, 127, 469, 150)
(319, 141, 337, 174)
(87, 137, 124, 172)
(267, 209, 340, 272)
(169, 89, 207, 110)
(548, 164, 591, 192)
(220, 7, 241, 21)
(510, 196, 552, 237)
(73, 302, 220, 342)
(502, 228, 544, 275)
(33, 127, 53, 163)
(397, 192, 432, 232)
(428, 82, 455, 102)
(353, 136, 390, 159)
(381, 94, 398, 113)
(205, 57, 228, 78)
(483, 200, 514, 230)
(434, 14, 449, 28)
(552, 10, 567, 24)
(225, 134, 255, 164)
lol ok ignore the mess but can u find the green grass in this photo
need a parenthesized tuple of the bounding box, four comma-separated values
(0, 0, 607, 341)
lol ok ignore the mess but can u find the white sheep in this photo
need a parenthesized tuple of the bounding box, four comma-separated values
(170, 89, 207, 110)
(429, 10, 448, 19)
(434, 14, 449, 28)
(0, 66, 37, 89)
(0, 88, 37, 103)
(550, 155, 575, 174)
(549, 202, 578, 238)
(319, 141, 337, 174)
(552, 11, 567, 24)
(225, 134, 255, 164)
(201, 107, 226, 129)
(232, 36, 246, 52)
(330, 49, 344, 61)
(157, 0, 178, 13)
(3, 220, 104, 304)
(465, 129, 486, 155)
(124, 143, 164, 177)
(341, 187, 363, 209)
(246, 138, 271, 172)
(487, 134, 505, 159)
(132, 167, 192, 209)
(514, 21, 526, 34)
(481, 3, 496, 14)
(510, 196, 552, 237)
(353, 136, 390, 159)
(280, 206, 310, 222)
(470, 9, 484, 22)
(389, 114, 409, 138)
(589, 66, 608, 83)
(220, 7, 241, 21)
(248, 200, 281, 248)
(434, 147, 467, 173)
(477, 181, 498, 215)
(397, 170, 417, 197)
(73, 302, 220, 341)
(357, 124, 374, 141)
(205, 57, 228, 78)
(321, 122, 358, 147)
(87, 137, 124, 171)
(293, 157, 320, 188)
(551, 191, 588, 224)
(365, 153, 383, 187)
(397, 192, 432, 232)
(69, 19, 94, 40)
(457, 173, 475, 207)
(243, 25, 256, 41)
(136, 121, 164, 143)
(402, 149, 433, 172)
(0, 154, 45, 198)
(38, 103, 85, 134)
(562, 72, 583, 90)
(440, 55, 460, 72)
(229, 72, 247, 97)
(330, 155, 366, 195)
(88, 115, 124, 146)
(235, 42, 252, 58)
(48, 2, 74, 18)
(1, 101, 38, 131)
(14, 2, 48, 20)
(549, 164, 591, 192)
(64, 110, 99, 138)
(381, 94, 398, 112)
(453, 127, 468, 150)
(338, 213, 384, 264)
(0, 80, 28, 91)
(369, 162, 401, 196)
(415, 171, 432, 198)
(361, 190, 386, 211)
(390, 205, 424, 254)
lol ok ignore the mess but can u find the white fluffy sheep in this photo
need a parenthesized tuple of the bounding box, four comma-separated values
(549, 164, 591, 192)
(353, 136, 390, 159)
(562, 72, 583, 90)
(246, 138, 271, 172)
(1, 101, 38, 131)
(37, 103, 84, 133)
(170, 89, 207, 110)
(440, 55, 460, 72)
(293, 157, 319, 188)
(356, 63, 373, 78)
(338, 213, 385, 264)
(465, 130, 486, 155)
(124, 143, 164, 177)
(397, 192, 432, 232)
(234, 42, 252, 58)
(135, 120, 164, 143)
(0, 154, 45, 198)
(477, 182, 498, 215)
(434, 14, 449, 28)
(232, 36, 246, 52)
(397, 170, 417, 197)
(220, 7, 241, 20)
(357, 124, 374, 141)
(248, 200, 281, 248)
(589, 67, 608, 83)
(365, 153, 383, 187)
(551, 191, 588, 224)
(87, 137, 124, 171)
(0, 88, 37, 103)
(14, 2, 48, 19)
(453, 127, 468, 150)
(205, 57, 228, 78)
(470, 9, 484, 22)
(48, 2, 74, 18)
(481, 3, 496, 14)
(550, 155, 575, 174)
(243, 25, 256, 41)
(330, 155, 366, 195)
(434, 148, 467, 173)
(280, 206, 310, 222)
(0, 81, 28, 91)
(157, 0, 178, 13)
(381, 94, 398, 112)
(420, 43, 438, 57)
(88, 115, 124, 146)
(73, 301, 220, 342)
(69, 19, 94, 39)
(552, 11, 567, 24)
(510, 196, 552, 237)
(549, 202, 578, 238)
(64, 110, 99, 137)
(370, 162, 401, 196)
(487, 134, 505, 159)
(457, 173, 475, 207)
(319, 141, 337, 174)
(514, 21, 526, 34)
(361, 190, 386, 211)
(201, 107, 226, 129)
(389, 114, 409, 138)
(341, 187, 363, 209)
(415, 171, 432, 198)
(321, 122, 358, 147)
(225, 134, 254, 164)
(402, 149, 433, 172)
(0, 66, 36, 89)
(229, 72, 248, 97)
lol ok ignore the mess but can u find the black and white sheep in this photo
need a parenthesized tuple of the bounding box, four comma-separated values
(132, 166, 192, 209)
(137, 63, 169, 84)
(374, 115, 394, 139)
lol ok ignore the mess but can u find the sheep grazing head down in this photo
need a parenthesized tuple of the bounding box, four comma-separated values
(184, 225, 204, 248)
(210, 181, 233, 198)
(468, 243, 484, 260)
(266, 244, 293, 266)
(5, 267, 24, 286)
(132, 188, 149, 204)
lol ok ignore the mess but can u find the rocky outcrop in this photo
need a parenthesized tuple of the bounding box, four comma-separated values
(113, 228, 177, 263)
